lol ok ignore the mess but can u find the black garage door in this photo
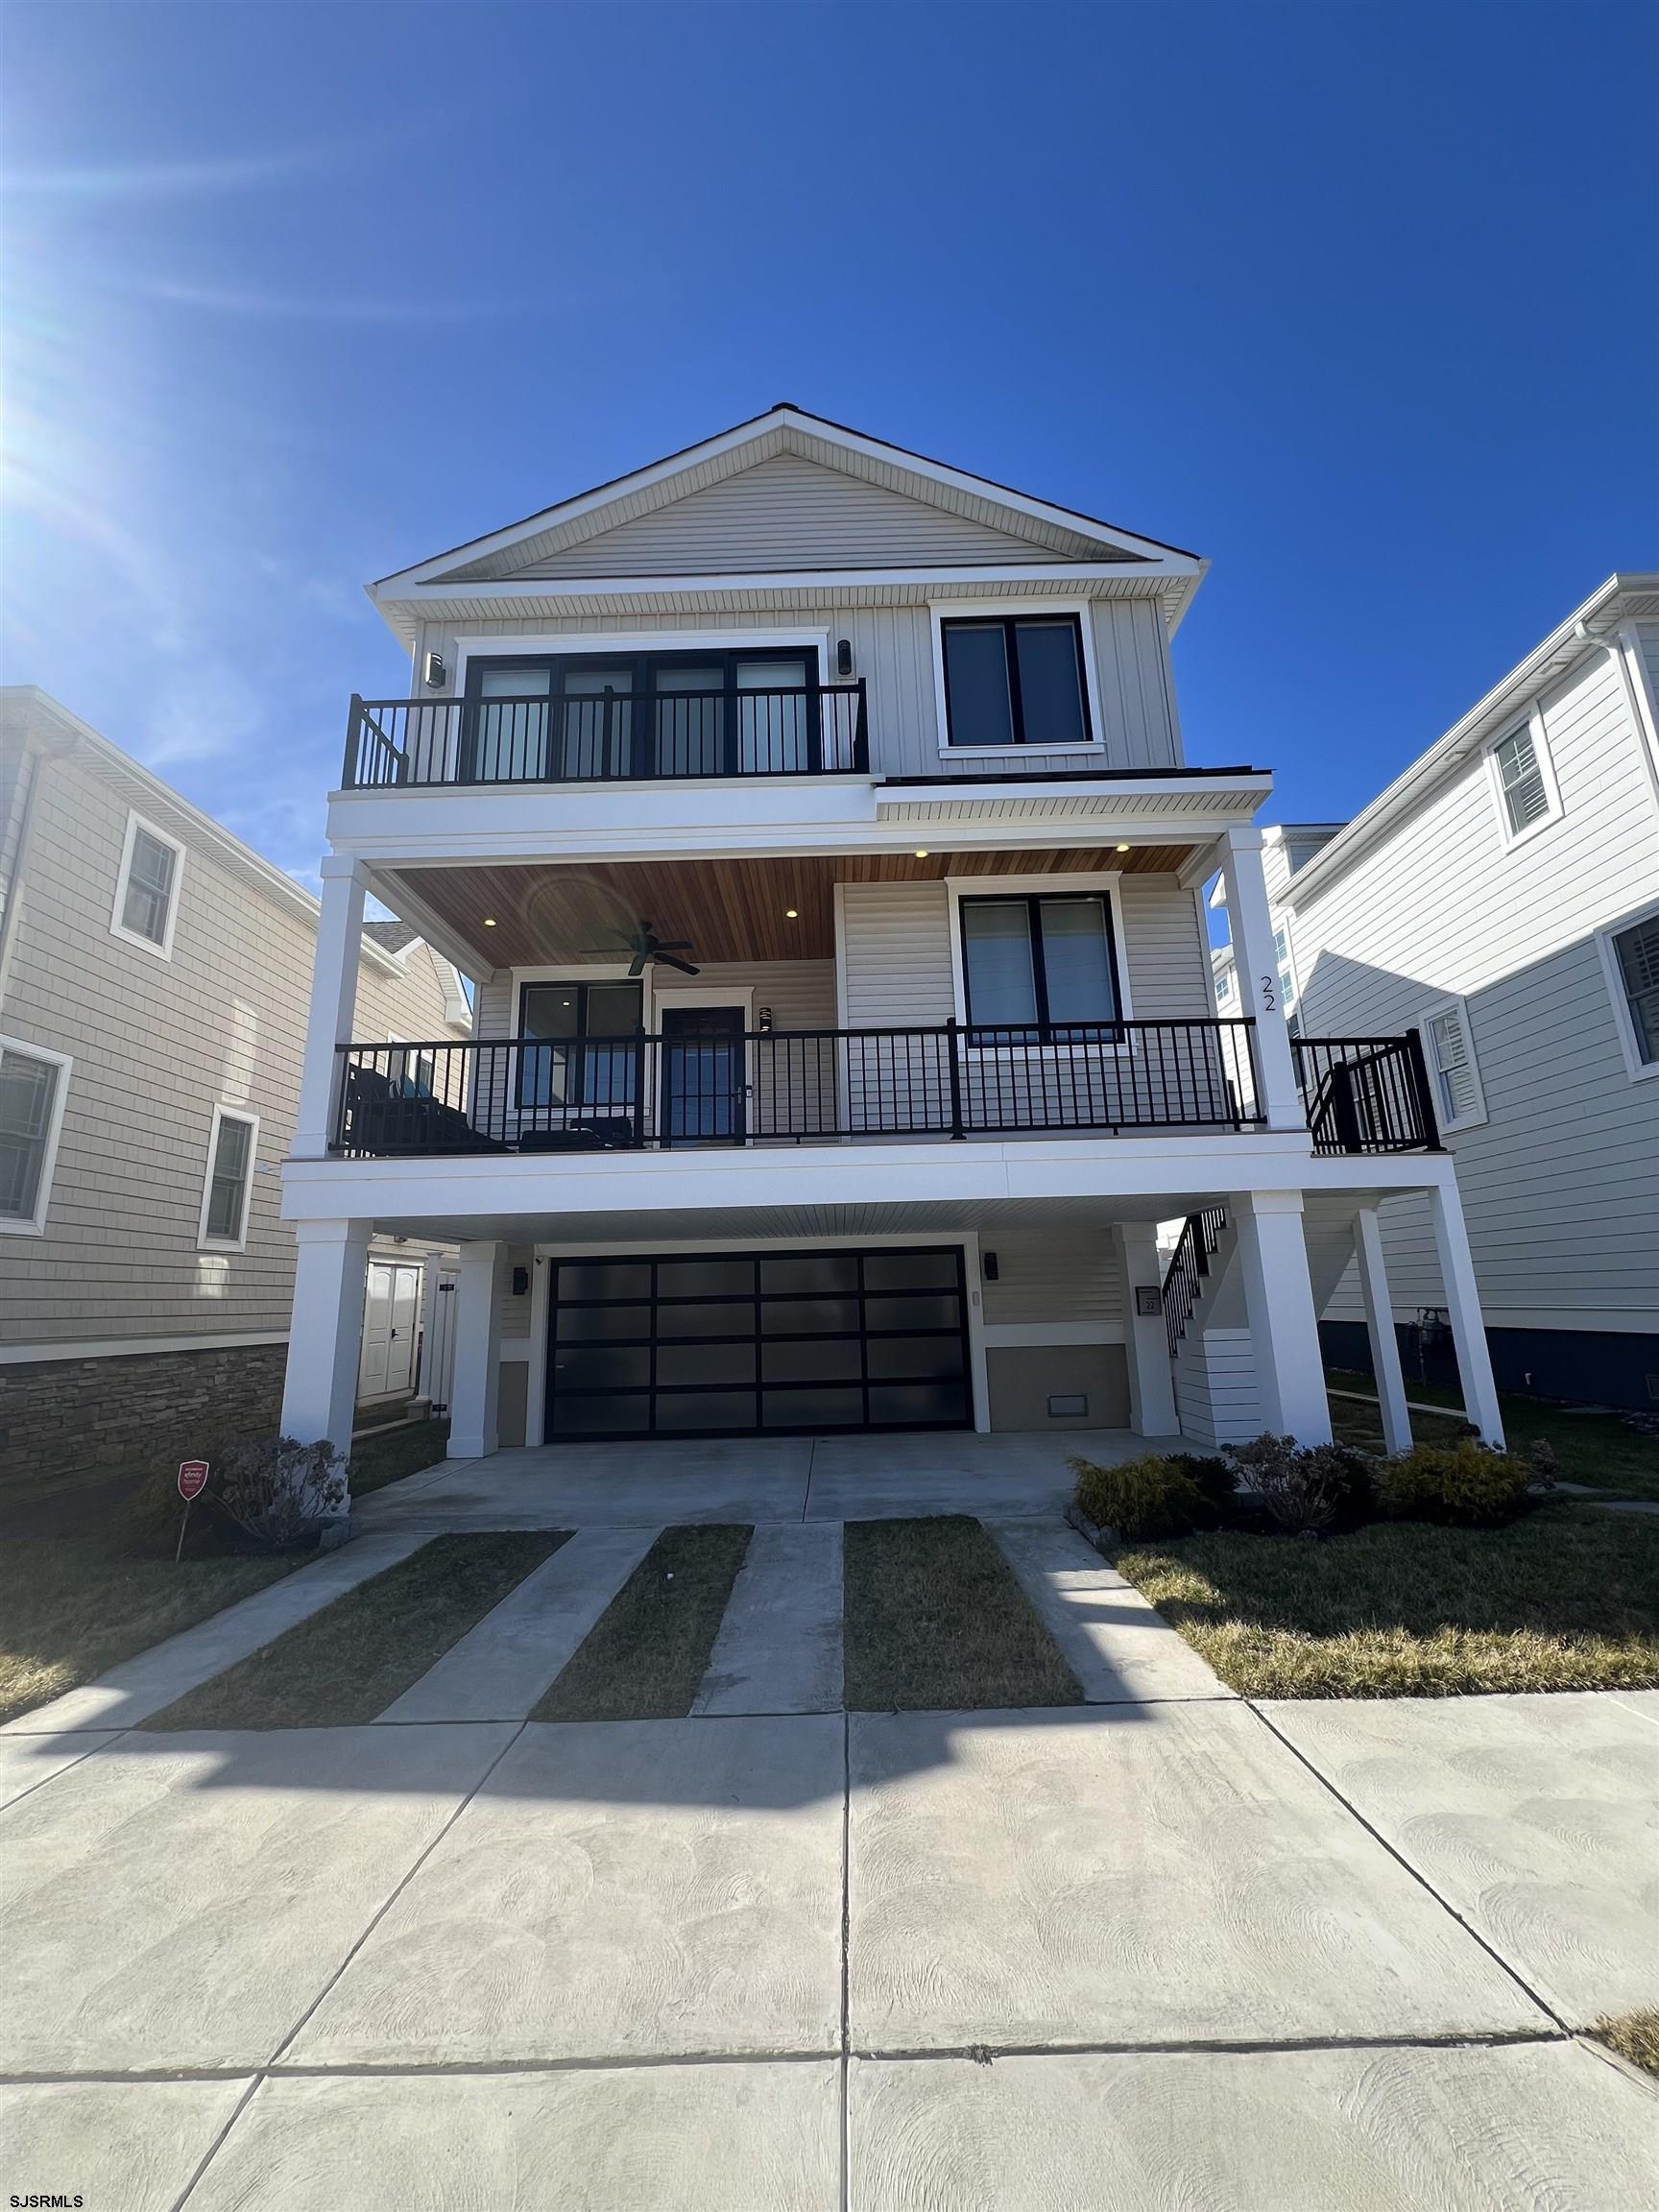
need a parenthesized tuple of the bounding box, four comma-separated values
(546, 1246, 971, 1439)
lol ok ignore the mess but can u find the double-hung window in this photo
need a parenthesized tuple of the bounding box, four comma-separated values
(0, 1038, 70, 1235)
(959, 895, 1121, 1043)
(940, 615, 1092, 750)
(1605, 908, 1659, 1074)
(199, 1107, 257, 1248)
(111, 812, 184, 957)
(1490, 719, 1556, 840)
(1422, 1000, 1485, 1132)
(517, 981, 644, 1114)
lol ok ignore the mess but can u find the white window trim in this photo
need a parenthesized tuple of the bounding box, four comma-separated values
(927, 597, 1107, 758)
(946, 871, 1134, 1047)
(109, 808, 186, 960)
(1420, 996, 1488, 1134)
(1483, 706, 1563, 850)
(0, 1034, 72, 1237)
(1595, 897, 1659, 1083)
(197, 1103, 260, 1251)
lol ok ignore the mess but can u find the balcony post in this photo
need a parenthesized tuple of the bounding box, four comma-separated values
(1215, 828, 1304, 1132)
(1231, 1190, 1334, 1444)
(294, 854, 368, 1159)
(448, 1240, 504, 1459)
(279, 1218, 372, 1481)
(945, 1018, 965, 1139)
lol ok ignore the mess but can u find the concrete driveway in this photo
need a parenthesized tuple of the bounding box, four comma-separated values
(2, 1512, 1656, 2207)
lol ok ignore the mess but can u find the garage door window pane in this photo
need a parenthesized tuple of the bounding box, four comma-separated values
(866, 1334, 964, 1381)
(759, 1253, 859, 1296)
(557, 1304, 652, 1341)
(552, 1345, 650, 1390)
(657, 1300, 757, 1338)
(761, 1387, 864, 1429)
(763, 1337, 862, 1384)
(865, 1293, 960, 1333)
(861, 1251, 959, 1292)
(559, 1262, 651, 1300)
(551, 1393, 649, 1434)
(657, 1340, 756, 1387)
(868, 1382, 968, 1425)
(760, 1297, 859, 1335)
(655, 1391, 757, 1431)
(656, 1258, 754, 1297)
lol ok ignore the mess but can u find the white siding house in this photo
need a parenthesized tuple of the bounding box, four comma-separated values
(275, 405, 1502, 1481)
(1248, 577, 1659, 1408)
(0, 689, 472, 1507)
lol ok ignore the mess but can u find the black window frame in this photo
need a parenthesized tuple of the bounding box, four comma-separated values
(939, 613, 1093, 751)
(516, 978, 645, 1114)
(958, 891, 1124, 1045)
(464, 645, 825, 781)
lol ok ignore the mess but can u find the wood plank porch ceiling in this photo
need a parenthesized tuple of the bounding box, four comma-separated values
(387, 846, 1196, 965)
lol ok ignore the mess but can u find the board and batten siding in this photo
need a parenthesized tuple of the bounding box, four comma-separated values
(416, 593, 1182, 780)
(1291, 645, 1659, 1334)
(0, 747, 459, 1351)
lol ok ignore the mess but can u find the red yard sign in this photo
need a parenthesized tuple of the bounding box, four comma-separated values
(178, 1459, 209, 1502)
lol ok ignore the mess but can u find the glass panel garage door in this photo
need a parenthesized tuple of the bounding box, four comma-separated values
(547, 1246, 971, 1439)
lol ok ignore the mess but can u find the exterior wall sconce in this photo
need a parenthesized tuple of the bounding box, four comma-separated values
(757, 1006, 774, 1032)
(422, 650, 446, 691)
(511, 1266, 530, 1296)
(836, 637, 854, 678)
(982, 1251, 999, 1281)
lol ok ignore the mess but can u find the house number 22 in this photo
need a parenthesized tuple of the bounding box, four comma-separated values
(1261, 974, 1277, 1013)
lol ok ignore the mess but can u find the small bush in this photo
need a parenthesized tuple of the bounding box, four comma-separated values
(1168, 1453, 1238, 1521)
(1070, 1454, 1207, 1542)
(1526, 1438, 1561, 1491)
(211, 1437, 348, 1550)
(1381, 1439, 1532, 1527)
(1224, 1434, 1377, 1535)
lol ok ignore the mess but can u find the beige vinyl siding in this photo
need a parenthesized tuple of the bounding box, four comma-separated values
(980, 1229, 1122, 1331)
(499, 453, 1069, 577)
(418, 595, 1182, 779)
(1119, 876, 1214, 1019)
(474, 960, 834, 1044)
(1292, 647, 1659, 1333)
(0, 751, 458, 1351)
(837, 883, 954, 1026)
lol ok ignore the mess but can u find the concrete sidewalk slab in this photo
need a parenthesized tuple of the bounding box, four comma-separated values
(0, 1728, 119, 1813)
(0, 1722, 515, 2072)
(693, 1524, 844, 1715)
(287, 1713, 845, 2068)
(986, 1519, 1233, 1703)
(848, 1703, 1547, 2052)
(0, 1529, 432, 1736)
(377, 1525, 659, 1722)
(1262, 1692, 1659, 2023)
(186, 2062, 840, 2211)
(849, 2039, 1659, 2211)
(0, 2077, 256, 2212)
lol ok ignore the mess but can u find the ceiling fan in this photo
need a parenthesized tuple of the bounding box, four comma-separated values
(583, 919, 700, 977)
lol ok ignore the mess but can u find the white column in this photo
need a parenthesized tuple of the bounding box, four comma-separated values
(1116, 1224, 1180, 1438)
(1353, 1205, 1411, 1455)
(1232, 1190, 1333, 1444)
(448, 1239, 503, 1459)
(1427, 1175, 1504, 1447)
(1216, 828, 1304, 1131)
(279, 1218, 372, 1483)
(293, 854, 368, 1159)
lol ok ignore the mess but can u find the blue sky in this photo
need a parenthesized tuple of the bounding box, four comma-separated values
(2, 0, 1654, 889)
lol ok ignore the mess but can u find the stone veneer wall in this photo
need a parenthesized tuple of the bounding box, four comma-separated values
(0, 1342, 287, 1510)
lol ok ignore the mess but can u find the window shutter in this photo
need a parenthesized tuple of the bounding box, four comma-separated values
(1427, 1006, 1479, 1124)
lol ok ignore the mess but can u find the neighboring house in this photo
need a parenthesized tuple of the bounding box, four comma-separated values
(0, 688, 472, 1496)
(1233, 576, 1659, 1409)
(277, 403, 1503, 1474)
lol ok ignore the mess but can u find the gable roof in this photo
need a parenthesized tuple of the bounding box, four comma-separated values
(369, 404, 1205, 636)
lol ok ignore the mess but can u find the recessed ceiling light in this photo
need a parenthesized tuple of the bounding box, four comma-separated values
(482, 916, 497, 926)
(1116, 843, 1131, 854)
(784, 908, 799, 919)
(915, 848, 929, 858)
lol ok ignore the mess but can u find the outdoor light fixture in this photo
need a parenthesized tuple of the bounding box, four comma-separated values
(1117, 842, 1131, 854)
(422, 650, 446, 691)
(915, 848, 929, 858)
(482, 916, 497, 926)
(784, 907, 799, 919)
(757, 1006, 774, 1032)
(982, 1251, 999, 1281)
(836, 637, 854, 678)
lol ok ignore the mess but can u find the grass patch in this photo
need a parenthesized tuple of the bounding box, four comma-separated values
(142, 1531, 568, 1730)
(349, 1419, 451, 1498)
(1115, 1505, 1659, 1698)
(533, 1524, 753, 1722)
(843, 1515, 1082, 1713)
(1592, 2009, 1659, 2076)
(1328, 1368, 1659, 1501)
(0, 1540, 300, 1724)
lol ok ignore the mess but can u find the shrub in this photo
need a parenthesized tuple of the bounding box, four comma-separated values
(1167, 1453, 1238, 1522)
(210, 1437, 348, 1550)
(1526, 1438, 1561, 1491)
(1070, 1454, 1207, 1542)
(1223, 1434, 1377, 1535)
(1381, 1439, 1532, 1527)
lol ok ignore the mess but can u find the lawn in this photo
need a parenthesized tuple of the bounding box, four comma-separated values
(144, 1530, 567, 1730)
(842, 1515, 1082, 1712)
(0, 1539, 300, 1724)
(1114, 1504, 1659, 1698)
(533, 1523, 753, 1722)
(1327, 1368, 1659, 1501)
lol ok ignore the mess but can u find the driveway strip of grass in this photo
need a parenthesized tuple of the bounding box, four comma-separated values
(843, 1515, 1083, 1712)
(141, 1532, 570, 1730)
(532, 1523, 754, 1722)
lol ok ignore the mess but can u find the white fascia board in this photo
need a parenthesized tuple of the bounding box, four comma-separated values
(373, 561, 1199, 613)
(876, 774, 1272, 809)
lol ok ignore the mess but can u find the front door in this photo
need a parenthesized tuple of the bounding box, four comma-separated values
(661, 1006, 746, 1145)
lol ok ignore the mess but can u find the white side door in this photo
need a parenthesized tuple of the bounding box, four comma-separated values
(360, 1262, 395, 1398)
(385, 1264, 421, 1394)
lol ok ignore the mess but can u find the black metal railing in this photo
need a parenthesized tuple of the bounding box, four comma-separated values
(1292, 1032, 1440, 1156)
(342, 682, 870, 789)
(1162, 1206, 1228, 1358)
(331, 1019, 1265, 1158)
